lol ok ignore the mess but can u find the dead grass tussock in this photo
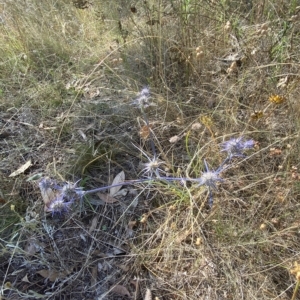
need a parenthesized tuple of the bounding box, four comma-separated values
(1, 0, 300, 299)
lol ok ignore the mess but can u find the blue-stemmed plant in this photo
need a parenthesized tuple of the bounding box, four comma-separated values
(38, 88, 255, 215)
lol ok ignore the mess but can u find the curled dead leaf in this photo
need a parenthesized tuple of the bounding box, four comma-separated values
(37, 269, 64, 282)
(37, 267, 72, 282)
(111, 284, 131, 297)
(128, 220, 137, 230)
(139, 124, 153, 140)
(9, 160, 32, 177)
(127, 220, 137, 237)
(118, 264, 130, 272)
(110, 171, 125, 196)
(89, 216, 98, 233)
(97, 193, 118, 203)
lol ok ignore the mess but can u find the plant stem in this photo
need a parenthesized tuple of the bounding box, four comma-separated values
(291, 280, 300, 300)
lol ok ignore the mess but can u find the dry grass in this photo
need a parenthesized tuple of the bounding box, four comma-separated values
(1, 0, 300, 299)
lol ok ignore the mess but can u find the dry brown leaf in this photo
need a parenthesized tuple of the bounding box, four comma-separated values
(37, 269, 63, 282)
(127, 220, 137, 237)
(118, 264, 130, 272)
(9, 160, 32, 177)
(113, 188, 128, 197)
(97, 193, 118, 203)
(111, 284, 131, 297)
(144, 288, 152, 300)
(93, 250, 108, 258)
(37, 267, 73, 282)
(89, 216, 98, 233)
(128, 220, 137, 230)
(110, 171, 125, 196)
(139, 124, 153, 140)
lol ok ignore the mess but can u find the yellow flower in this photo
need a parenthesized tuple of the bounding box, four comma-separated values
(269, 94, 286, 104)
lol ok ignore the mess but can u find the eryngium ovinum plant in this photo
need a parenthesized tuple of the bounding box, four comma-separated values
(39, 88, 254, 215)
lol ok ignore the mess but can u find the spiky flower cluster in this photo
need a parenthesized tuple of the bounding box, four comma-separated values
(196, 160, 223, 190)
(46, 194, 73, 215)
(141, 157, 164, 178)
(221, 137, 254, 159)
(133, 87, 154, 109)
(194, 159, 225, 207)
(39, 178, 83, 216)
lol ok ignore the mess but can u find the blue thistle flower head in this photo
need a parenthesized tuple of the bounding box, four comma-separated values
(46, 194, 73, 216)
(141, 156, 164, 179)
(60, 181, 84, 200)
(140, 87, 150, 97)
(39, 177, 55, 190)
(196, 159, 222, 190)
(133, 87, 154, 109)
(39, 178, 84, 216)
(221, 137, 254, 158)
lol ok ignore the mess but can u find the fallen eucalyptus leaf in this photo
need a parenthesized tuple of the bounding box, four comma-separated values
(37, 269, 62, 282)
(9, 160, 32, 177)
(89, 216, 98, 233)
(26, 173, 43, 181)
(110, 171, 125, 196)
(97, 193, 118, 203)
(111, 284, 131, 297)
